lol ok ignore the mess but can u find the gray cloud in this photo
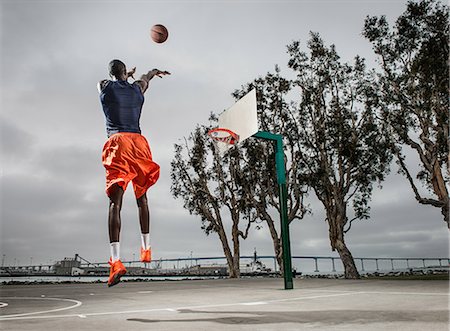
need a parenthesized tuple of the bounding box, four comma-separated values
(0, 116, 35, 162)
(34, 145, 102, 185)
(2, 174, 91, 221)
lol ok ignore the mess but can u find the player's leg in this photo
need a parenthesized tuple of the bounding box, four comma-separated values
(109, 183, 124, 244)
(107, 183, 127, 287)
(137, 192, 149, 233)
(131, 135, 160, 263)
(102, 133, 134, 287)
(137, 192, 152, 262)
(136, 193, 150, 233)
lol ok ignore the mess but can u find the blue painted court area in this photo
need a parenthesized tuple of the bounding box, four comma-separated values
(0, 278, 448, 331)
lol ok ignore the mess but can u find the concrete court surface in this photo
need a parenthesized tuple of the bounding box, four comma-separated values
(0, 277, 448, 331)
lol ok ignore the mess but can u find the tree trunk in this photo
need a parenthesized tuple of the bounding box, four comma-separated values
(396, 149, 449, 228)
(231, 212, 241, 278)
(215, 220, 237, 278)
(327, 199, 360, 279)
(334, 238, 360, 279)
(261, 210, 283, 274)
(431, 160, 449, 228)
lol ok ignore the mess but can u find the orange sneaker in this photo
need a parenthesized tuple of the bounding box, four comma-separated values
(140, 247, 152, 263)
(108, 259, 127, 287)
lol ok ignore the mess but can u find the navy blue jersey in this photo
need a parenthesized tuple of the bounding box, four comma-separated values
(100, 80, 144, 137)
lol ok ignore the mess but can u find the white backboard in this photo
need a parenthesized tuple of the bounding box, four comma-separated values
(215, 89, 258, 155)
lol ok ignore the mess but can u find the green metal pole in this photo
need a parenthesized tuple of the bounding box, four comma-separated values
(253, 131, 293, 290)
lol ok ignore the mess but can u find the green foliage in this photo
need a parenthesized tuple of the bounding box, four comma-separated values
(363, 0, 449, 225)
(363, 0, 449, 173)
(287, 33, 392, 228)
(171, 66, 308, 237)
(171, 122, 255, 235)
(232, 67, 308, 225)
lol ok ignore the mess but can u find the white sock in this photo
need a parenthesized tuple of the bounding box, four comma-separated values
(141, 233, 150, 250)
(110, 242, 120, 262)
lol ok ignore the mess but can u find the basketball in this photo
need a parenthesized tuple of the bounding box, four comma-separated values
(150, 24, 169, 43)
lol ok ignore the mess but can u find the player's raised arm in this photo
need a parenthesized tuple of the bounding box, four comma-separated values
(135, 69, 170, 94)
(127, 67, 136, 80)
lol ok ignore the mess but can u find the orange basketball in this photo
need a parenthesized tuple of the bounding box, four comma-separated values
(150, 24, 169, 43)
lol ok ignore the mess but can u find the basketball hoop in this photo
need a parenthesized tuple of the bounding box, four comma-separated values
(208, 128, 240, 145)
(207, 128, 240, 155)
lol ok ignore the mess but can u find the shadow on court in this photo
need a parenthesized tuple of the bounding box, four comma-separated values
(127, 309, 448, 325)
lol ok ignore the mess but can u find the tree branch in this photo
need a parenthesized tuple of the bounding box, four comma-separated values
(395, 149, 445, 208)
(343, 216, 358, 233)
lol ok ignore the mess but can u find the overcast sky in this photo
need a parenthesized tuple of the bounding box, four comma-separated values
(1, 0, 448, 269)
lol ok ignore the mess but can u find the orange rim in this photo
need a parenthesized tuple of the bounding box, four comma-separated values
(207, 128, 240, 145)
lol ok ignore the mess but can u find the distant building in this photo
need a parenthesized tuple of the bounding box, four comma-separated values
(188, 265, 228, 276)
(53, 255, 83, 276)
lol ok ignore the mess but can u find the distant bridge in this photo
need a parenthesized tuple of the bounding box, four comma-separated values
(1, 255, 448, 276)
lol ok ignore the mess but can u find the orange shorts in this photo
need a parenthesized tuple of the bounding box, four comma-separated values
(102, 133, 160, 198)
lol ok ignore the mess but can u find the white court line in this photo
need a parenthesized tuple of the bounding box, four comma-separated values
(359, 291, 450, 296)
(0, 292, 356, 321)
(265, 292, 358, 303)
(0, 297, 82, 319)
(301, 289, 450, 296)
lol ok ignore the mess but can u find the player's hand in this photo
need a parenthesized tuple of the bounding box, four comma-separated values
(127, 67, 136, 79)
(152, 69, 171, 78)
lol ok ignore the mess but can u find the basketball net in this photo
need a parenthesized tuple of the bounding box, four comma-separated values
(207, 128, 240, 156)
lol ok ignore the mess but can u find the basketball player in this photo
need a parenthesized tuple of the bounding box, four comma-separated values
(98, 59, 170, 287)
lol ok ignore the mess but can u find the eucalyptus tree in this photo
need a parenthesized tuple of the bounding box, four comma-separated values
(287, 33, 392, 278)
(171, 124, 254, 278)
(363, 0, 449, 228)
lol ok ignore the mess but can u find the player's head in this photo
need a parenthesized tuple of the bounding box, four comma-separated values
(109, 59, 126, 79)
